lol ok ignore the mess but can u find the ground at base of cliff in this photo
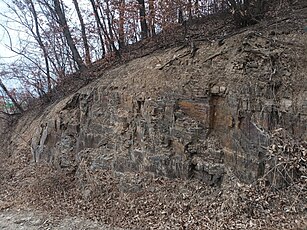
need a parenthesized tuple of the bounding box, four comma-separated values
(0, 152, 306, 230)
(0, 209, 123, 230)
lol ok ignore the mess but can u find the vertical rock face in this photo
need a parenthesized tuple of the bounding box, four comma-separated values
(30, 89, 226, 185)
(19, 31, 307, 186)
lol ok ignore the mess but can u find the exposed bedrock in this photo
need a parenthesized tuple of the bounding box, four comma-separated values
(15, 31, 307, 187)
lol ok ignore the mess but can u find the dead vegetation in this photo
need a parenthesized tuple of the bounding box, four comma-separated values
(0, 130, 306, 229)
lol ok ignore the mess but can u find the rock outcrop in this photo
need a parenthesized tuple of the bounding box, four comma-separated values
(7, 29, 307, 187)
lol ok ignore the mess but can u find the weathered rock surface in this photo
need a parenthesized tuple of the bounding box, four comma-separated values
(7, 28, 307, 188)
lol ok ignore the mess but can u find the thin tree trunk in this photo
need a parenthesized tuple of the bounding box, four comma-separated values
(105, 0, 116, 51)
(148, 0, 155, 37)
(29, 0, 52, 93)
(178, 8, 184, 24)
(188, 0, 193, 20)
(194, 0, 200, 15)
(137, 0, 148, 39)
(90, 0, 120, 57)
(53, 0, 86, 70)
(89, 0, 106, 58)
(118, 0, 125, 49)
(0, 80, 24, 113)
(72, 0, 91, 65)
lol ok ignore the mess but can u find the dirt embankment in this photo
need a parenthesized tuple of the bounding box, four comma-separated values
(0, 2, 307, 230)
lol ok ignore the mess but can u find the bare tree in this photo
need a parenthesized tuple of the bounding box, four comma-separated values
(89, 0, 106, 58)
(105, 0, 117, 52)
(148, 0, 156, 37)
(0, 79, 24, 113)
(118, 0, 126, 49)
(137, 0, 148, 39)
(89, 0, 120, 57)
(28, 0, 53, 93)
(72, 0, 92, 65)
(0, 0, 56, 93)
(53, 0, 86, 70)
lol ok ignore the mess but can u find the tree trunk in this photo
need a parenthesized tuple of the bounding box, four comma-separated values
(89, 0, 106, 58)
(118, 0, 125, 49)
(72, 0, 91, 65)
(90, 0, 120, 57)
(194, 0, 200, 15)
(188, 0, 193, 20)
(178, 8, 184, 24)
(137, 0, 148, 39)
(53, 0, 86, 70)
(105, 0, 116, 51)
(148, 0, 155, 37)
(28, 0, 52, 93)
(0, 80, 24, 113)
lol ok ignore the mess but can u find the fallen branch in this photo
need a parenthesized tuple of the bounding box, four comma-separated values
(255, 34, 304, 48)
(159, 51, 190, 70)
(175, 44, 187, 52)
(243, 48, 269, 57)
(203, 51, 227, 62)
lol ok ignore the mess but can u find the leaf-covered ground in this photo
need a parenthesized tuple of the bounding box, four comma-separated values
(0, 140, 306, 230)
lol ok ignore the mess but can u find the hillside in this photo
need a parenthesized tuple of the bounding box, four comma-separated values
(0, 3, 307, 230)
